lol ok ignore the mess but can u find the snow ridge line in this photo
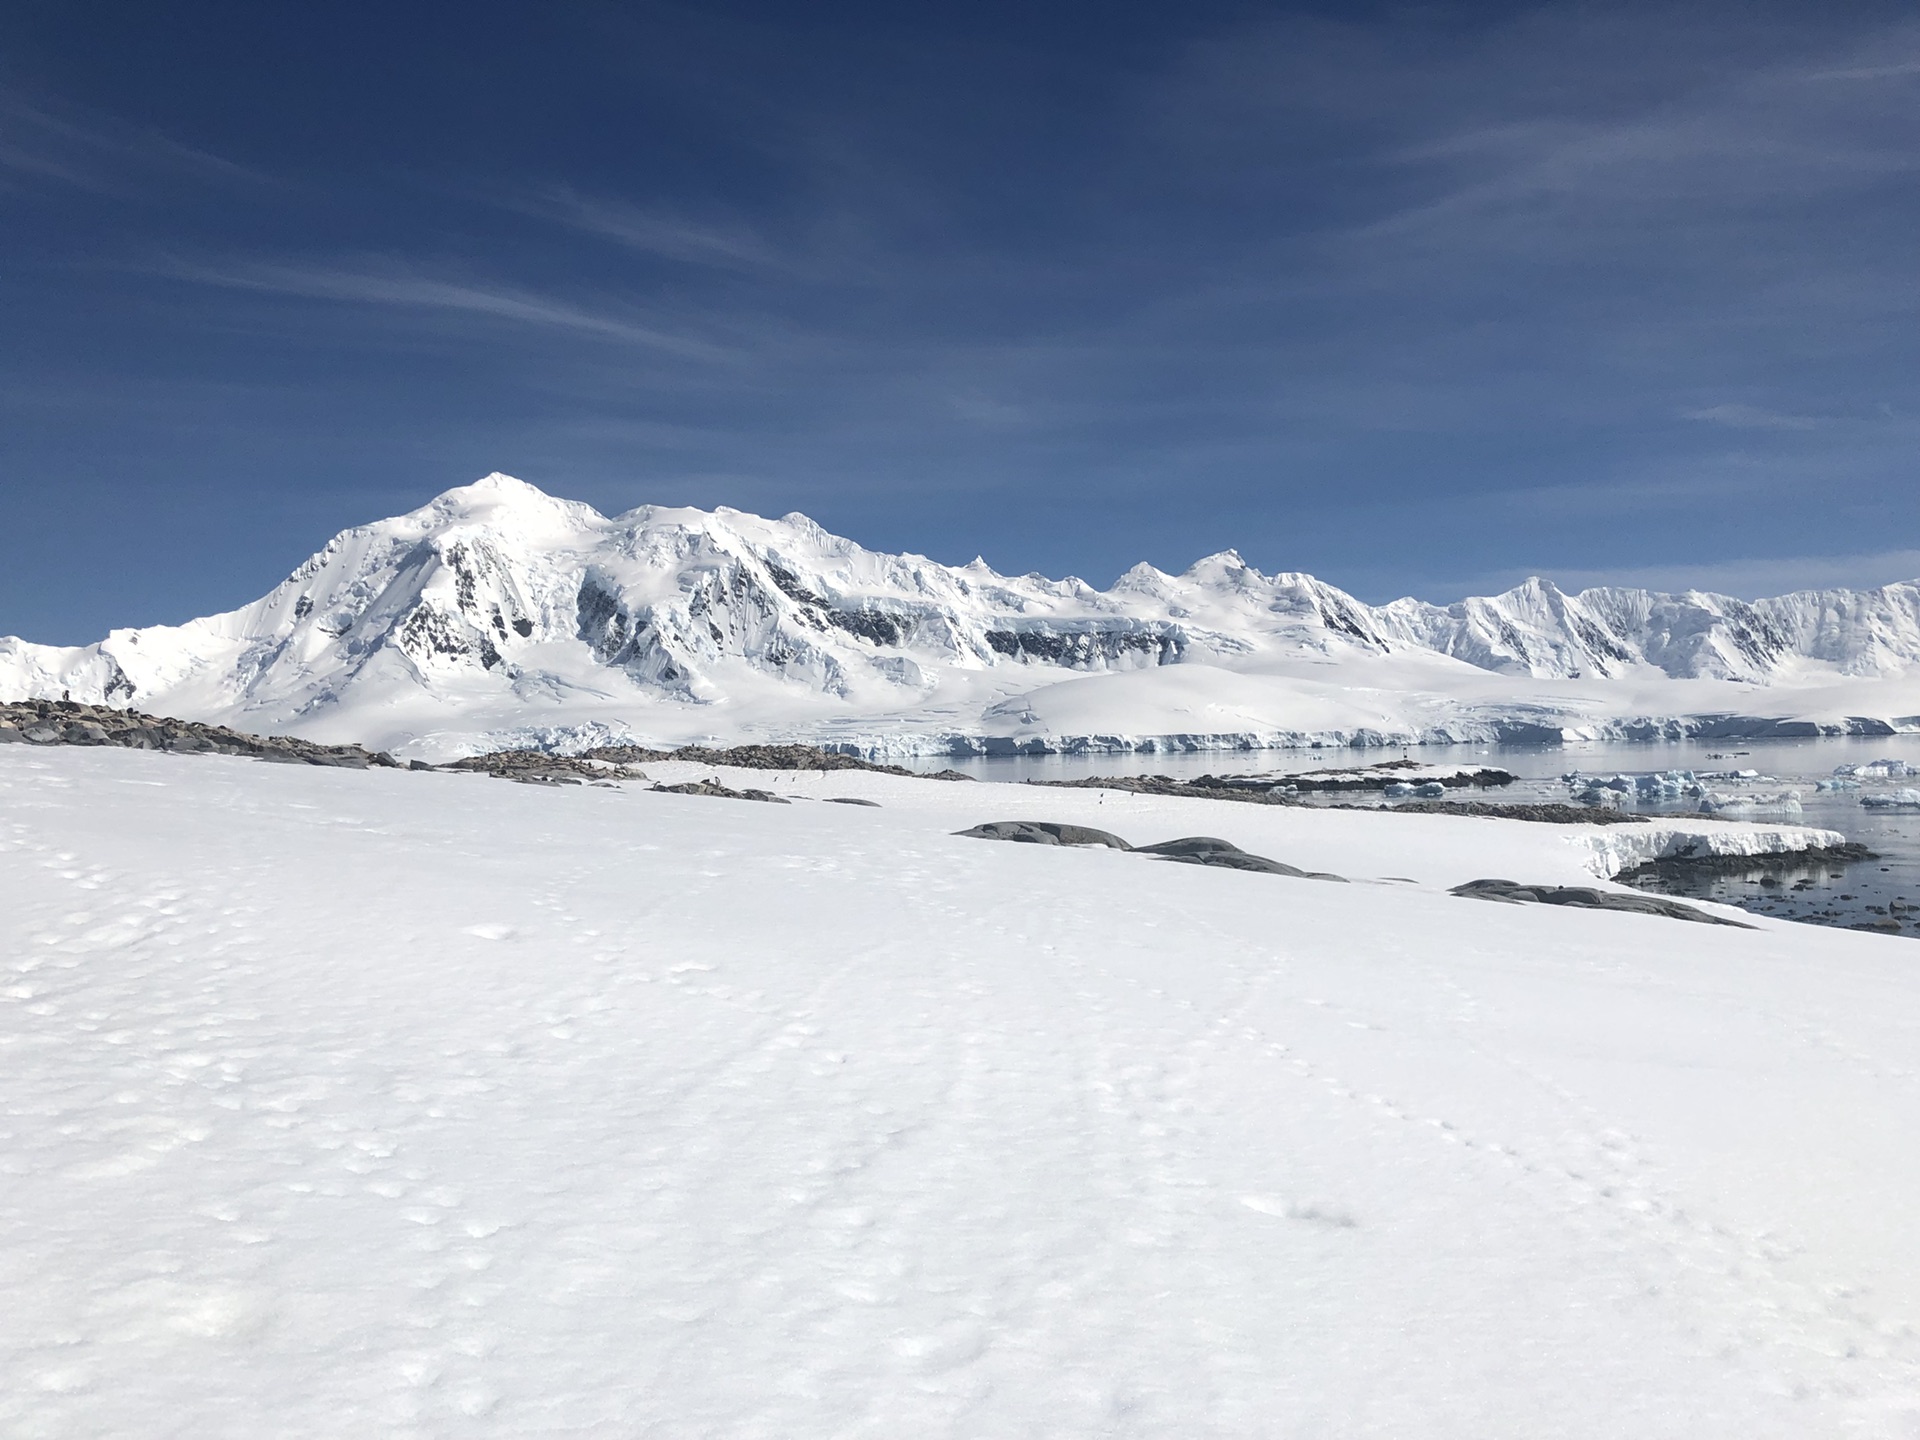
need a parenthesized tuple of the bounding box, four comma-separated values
(4, 474, 1920, 764)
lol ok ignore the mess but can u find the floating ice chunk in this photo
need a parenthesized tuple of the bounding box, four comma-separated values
(1817, 777, 1861, 792)
(1698, 790, 1803, 817)
(1861, 788, 1920, 810)
(1635, 771, 1705, 800)
(1562, 773, 1634, 806)
(1834, 759, 1914, 779)
(1561, 769, 1753, 806)
(1384, 782, 1414, 797)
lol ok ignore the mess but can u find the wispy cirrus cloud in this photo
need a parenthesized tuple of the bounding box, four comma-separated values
(159, 258, 732, 359)
(1806, 57, 1920, 81)
(0, 93, 265, 195)
(509, 185, 788, 272)
(1347, 63, 1920, 257)
(11, 2, 1920, 637)
(1681, 402, 1828, 431)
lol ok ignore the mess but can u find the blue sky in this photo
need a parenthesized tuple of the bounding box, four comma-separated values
(4, 1, 1919, 643)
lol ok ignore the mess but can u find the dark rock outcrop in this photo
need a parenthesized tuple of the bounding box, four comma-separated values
(444, 749, 649, 782)
(652, 779, 791, 803)
(1030, 773, 1673, 829)
(1451, 877, 1753, 927)
(1132, 836, 1244, 858)
(956, 820, 1133, 848)
(1353, 800, 1652, 825)
(1029, 775, 1298, 806)
(955, 823, 1346, 880)
(1031, 762, 1512, 807)
(1136, 835, 1346, 880)
(0, 699, 397, 769)
(449, 741, 974, 783)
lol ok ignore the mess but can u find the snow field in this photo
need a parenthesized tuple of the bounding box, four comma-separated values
(5, 747, 1920, 1436)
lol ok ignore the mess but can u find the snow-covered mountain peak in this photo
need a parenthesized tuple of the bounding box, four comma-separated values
(1182, 549, 1249, 579)
(412, 472, 606, 534)
(1112, 560, 1171, 587)
(5, 474, 1920, 754)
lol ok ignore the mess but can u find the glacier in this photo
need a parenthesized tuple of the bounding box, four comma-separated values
(4, 472, 1920, 760)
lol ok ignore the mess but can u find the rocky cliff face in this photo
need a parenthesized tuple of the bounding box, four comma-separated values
(3, 474, 1918, 743)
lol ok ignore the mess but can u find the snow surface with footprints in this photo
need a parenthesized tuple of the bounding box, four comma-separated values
(6, 746, 1920, 1436)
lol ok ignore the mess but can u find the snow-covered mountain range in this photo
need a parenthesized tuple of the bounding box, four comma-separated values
(5, 473, 1919, 759)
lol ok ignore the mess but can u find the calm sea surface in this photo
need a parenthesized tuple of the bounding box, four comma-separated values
(903, 736, 1920, 937)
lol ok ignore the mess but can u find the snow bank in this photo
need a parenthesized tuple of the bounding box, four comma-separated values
(4, 745, 1916, 1437)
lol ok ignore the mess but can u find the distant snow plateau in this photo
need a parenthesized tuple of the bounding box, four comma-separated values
(4, 472, 1919, 760)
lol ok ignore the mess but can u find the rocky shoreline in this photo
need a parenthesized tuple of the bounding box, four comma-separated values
(1336, 799, 1652, 826)
(0, 702, 982, 789)
(446, 742, 974, 784)
(1025, 769, 1668, 827)
(1032, 761, 1516, 801)
(0, 699, 399, 768)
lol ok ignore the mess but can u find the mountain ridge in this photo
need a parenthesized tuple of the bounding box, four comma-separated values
(4, 473, 1919, 758)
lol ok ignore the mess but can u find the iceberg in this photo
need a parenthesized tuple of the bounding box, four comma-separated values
(1699, 790, 1804, 817)
(1833, 759, 1915, 779)
(1383, 780, 1450, 798)
(1861, 787, 1920, 810)
(1560, 770, 1713, 806)
(1637, 770, 1705, 800)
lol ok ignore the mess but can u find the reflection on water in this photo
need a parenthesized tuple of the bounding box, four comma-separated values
(901, 735, 1920, 937)
(1629, 855, 1916, 936)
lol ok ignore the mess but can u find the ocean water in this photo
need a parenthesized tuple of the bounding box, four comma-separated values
(907, 736, 1920, 937)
